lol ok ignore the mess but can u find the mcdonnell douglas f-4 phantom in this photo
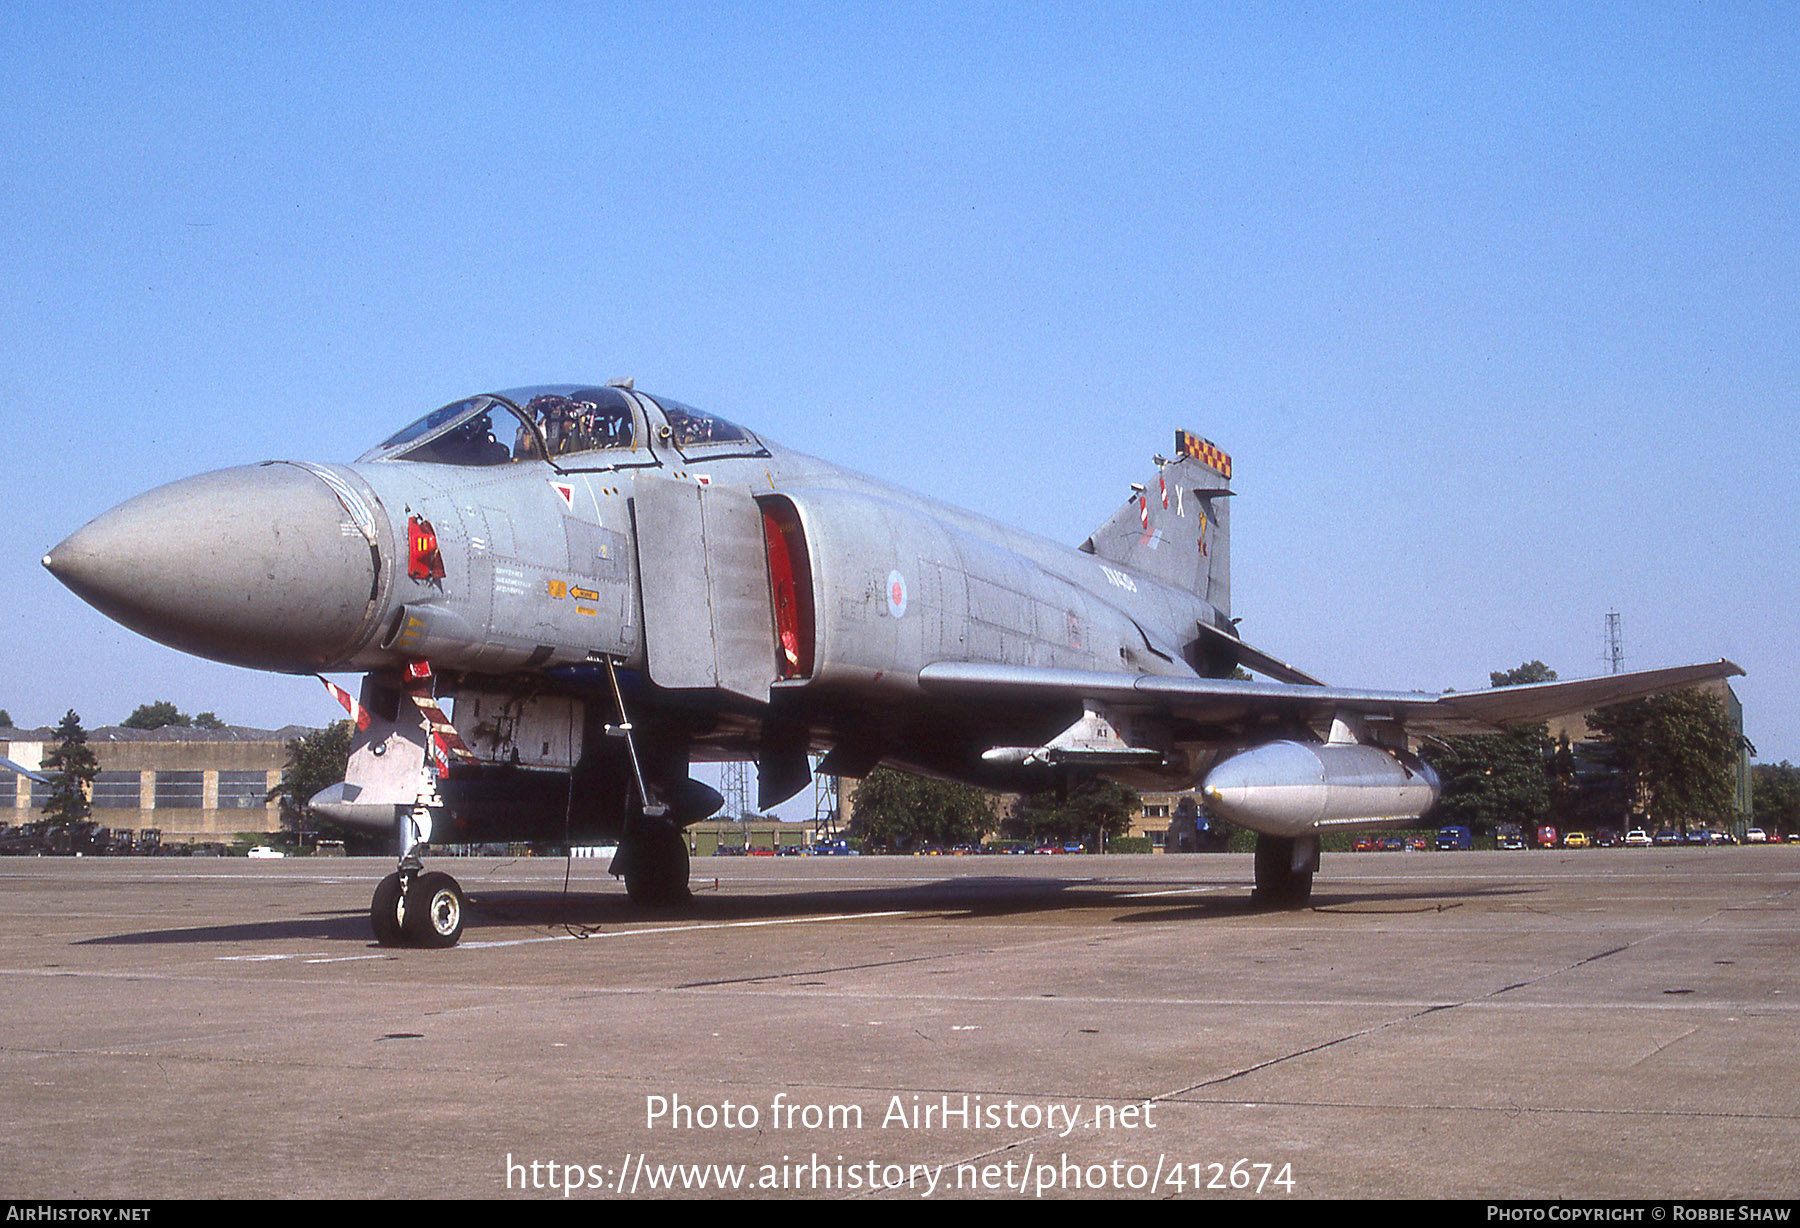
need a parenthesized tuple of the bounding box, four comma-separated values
(44, 382, 1741, 946)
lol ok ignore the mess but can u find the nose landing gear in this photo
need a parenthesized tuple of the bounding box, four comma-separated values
(370, 803, 469, 947)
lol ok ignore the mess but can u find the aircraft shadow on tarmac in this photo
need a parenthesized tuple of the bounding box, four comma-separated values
(79, 909, 379, 946)
(76, 874, 1533, 947)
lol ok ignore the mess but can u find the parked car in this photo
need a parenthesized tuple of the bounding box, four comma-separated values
(1563, 831, 1591, 849)
(1745, 828, 1769, 844)
(1623, 829, 1653, 847)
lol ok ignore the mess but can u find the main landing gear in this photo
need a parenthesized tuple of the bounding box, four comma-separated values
(1252, 833, 1319, 908)
(610, 820, 692, 908)
(370, 804, 467, 948)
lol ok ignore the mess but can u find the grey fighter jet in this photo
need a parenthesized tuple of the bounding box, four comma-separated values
(43, 382, 1740, 946)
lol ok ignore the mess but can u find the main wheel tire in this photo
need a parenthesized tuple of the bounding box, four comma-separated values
(401, 871, 466, 948)
(371, 872, 408, 947)
(624, 826, 691, 908)
(1252, 836, 1315, 908)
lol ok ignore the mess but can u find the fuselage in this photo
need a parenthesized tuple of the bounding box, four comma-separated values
(46, 385, 1223, 790)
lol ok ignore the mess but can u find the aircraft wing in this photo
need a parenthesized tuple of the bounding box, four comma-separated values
(917, 659, 1745, 737)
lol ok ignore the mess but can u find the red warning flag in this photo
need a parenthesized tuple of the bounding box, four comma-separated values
(317, 676, 372, 731)
(407, 690, 477, 777)
(407, 514, 446, 582)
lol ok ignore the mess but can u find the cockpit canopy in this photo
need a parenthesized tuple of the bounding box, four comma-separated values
(359, 385, 759, 467)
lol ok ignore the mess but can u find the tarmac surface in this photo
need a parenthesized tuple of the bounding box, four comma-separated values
(1, 848, 1795, 1201)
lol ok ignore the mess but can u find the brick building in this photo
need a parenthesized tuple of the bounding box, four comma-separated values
(0, 724, 311, 844)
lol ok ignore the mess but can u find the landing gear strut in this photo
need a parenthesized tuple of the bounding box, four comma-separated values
(1253, 834, 1319, 908)
(596, 656, 693, 909)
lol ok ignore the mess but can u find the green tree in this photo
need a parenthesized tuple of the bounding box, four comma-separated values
(193, 712, 226, 730)
(1424, 730, 1551, 832)
(1587, 690, 1740, 830)
(1490, 660, 1557, 688)
(122, 701, 190, 730)
(0, 709, 13, 728)
(1750, 762, 1800, 838)
(1005, 779, 1141, 850)
(39, 710, 100, 825)
(1422, 662, 1557, 835)
(268, 722, 353, 837)
(847, 767, 996, 852)
(1546, 732, 1580, 827)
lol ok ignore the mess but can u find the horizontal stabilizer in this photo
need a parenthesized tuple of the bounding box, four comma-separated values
(1, 754, 49, 784)
(1192, 620, 1324, 686)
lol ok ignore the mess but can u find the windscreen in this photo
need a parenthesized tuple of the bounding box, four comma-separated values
(361, 396, 538, 466)
(360, 387, 638, 465)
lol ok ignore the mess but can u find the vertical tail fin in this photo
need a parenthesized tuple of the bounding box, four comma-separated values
(1080, 430, 1232, 614)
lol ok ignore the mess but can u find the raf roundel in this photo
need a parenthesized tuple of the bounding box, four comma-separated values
(886, 569, 908, 619)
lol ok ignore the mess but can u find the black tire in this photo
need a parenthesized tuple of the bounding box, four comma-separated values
(1252, 835, 1315, 908)
(401, 871, 466, 948)
(371, 873, 408, 947)
(624, 825, 691, 908)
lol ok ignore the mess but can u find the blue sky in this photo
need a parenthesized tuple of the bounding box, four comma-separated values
(3, 4, 1795, 767)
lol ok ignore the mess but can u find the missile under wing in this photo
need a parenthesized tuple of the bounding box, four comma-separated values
(43, 383, 1743, 944)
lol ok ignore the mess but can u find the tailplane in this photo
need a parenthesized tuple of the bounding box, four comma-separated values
(1080, 430, 1232, 613)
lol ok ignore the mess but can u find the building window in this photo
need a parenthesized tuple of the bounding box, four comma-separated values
(153, 771, 205, 809)
(92, 771, 142, 809)
(218, 771, 270, 810)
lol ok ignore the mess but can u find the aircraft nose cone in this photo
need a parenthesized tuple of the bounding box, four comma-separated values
(45, 463, 380, 671)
